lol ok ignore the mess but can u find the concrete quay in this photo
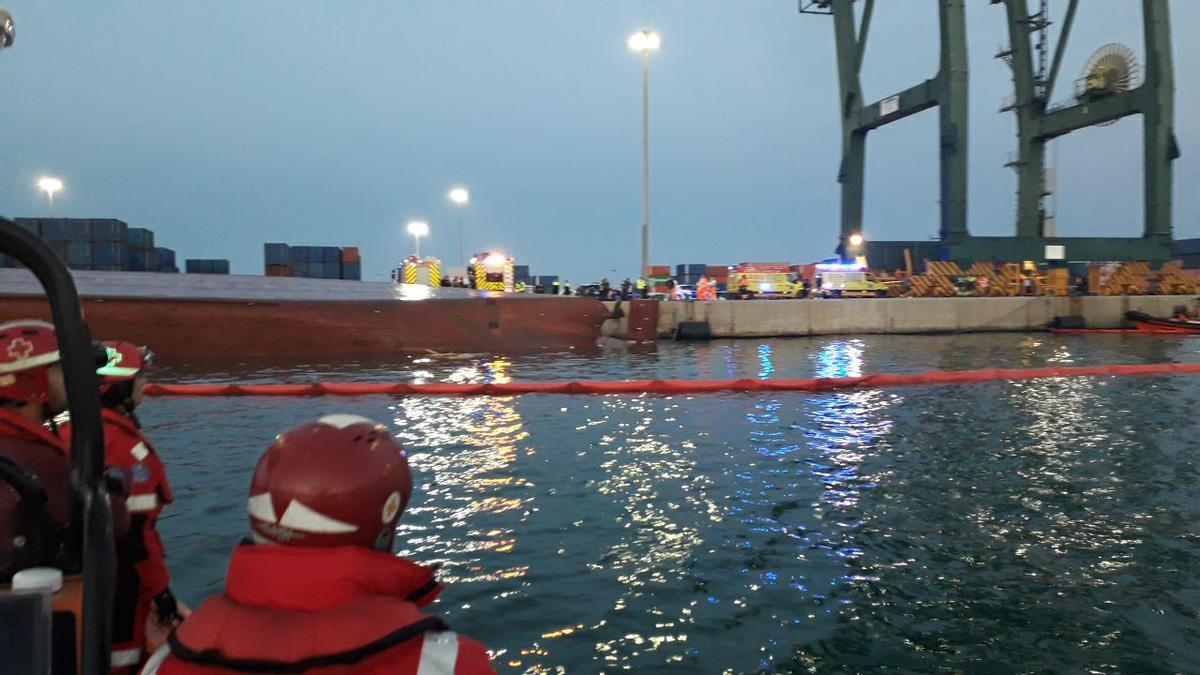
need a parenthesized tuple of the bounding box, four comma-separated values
(602, 295, 1199, 340)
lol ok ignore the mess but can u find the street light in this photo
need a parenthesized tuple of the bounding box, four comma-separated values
(407, 220, 429, 258)
(628, 30, 660, 280)
(448, 186, 469, 270)
(848, 233, 864, 247)
(37, 176, 63, 211)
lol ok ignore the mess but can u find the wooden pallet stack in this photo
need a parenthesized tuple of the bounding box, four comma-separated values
(908, 265, 957, 297)
(966, 261, 1016, 297)
(1154, 260, 1197, 295)
(1043, 268, 1070, 296)
(1100, 262, 1150, 295)
(997, 263, 1034, 296)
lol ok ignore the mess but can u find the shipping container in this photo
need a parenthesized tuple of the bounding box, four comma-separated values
(340, 262, 361, 280)
(92, 242, 129, 268)
(1177, 254, 1200, 270)
(321, 247, 339, 264)
(90, 219, 128, 243)
(1172, 239, 1200, 257)
(66, 242, 92, 267)
(340, 247, 360, 263)
(155, 247, 176, 271)
(290, 246, 316, 263)
(264, 243, 291, 266)
(41, 218, 91, 242)
(127, 228, 155, 249)
(13, 218, 41, 236)
(128, 248, 154, 272)
(186, 259, 230, 275)
(649, 265, 670, 276)
(265, 264, 293, 277)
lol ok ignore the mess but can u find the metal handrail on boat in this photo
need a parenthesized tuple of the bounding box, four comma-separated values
(0, 217, 112, 675)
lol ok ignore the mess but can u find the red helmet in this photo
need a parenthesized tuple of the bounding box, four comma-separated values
(248, 415, 413, 550)
(96, 341, 152, 392)
(0, 320, 60, 405)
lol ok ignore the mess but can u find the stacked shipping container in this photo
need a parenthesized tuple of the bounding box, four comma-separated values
(0, 218, 178, 272)
(675, 263, 708, 286)
(262, 243, 361, 280)
(1173, 239, 1200, 269)
(185, 259, 231, 275)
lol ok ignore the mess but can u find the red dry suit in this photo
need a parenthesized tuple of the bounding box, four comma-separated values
(142, 544, 494, 674)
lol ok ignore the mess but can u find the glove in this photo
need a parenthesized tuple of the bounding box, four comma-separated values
(153, 588, 183, 627)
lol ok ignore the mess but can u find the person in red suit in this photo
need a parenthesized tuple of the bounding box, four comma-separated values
(62, 340, 183, 673)
(142, 415, 495, 674)
(0, 319, 73, 582)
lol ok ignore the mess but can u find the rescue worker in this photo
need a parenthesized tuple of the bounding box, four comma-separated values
(737, 275, 750, 299)
(62, 341, 181, 673)
(563, 280, 572, 296)
(143, 415, 494, 674)
(0, 319, 73, 582)
(551, 279, 560, 295)
(696, 276, 710, 301)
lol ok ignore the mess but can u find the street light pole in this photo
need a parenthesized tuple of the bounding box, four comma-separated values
(448, 187, 470, 270)
(407, 220, 429, 259)
(628, 30, 659, 280)
(641, 48, 650, 281)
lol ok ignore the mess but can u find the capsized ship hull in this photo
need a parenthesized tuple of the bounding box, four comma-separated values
(0, 270, 608, 358)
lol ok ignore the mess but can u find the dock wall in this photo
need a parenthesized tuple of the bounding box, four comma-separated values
(602, 295, 1197, 339)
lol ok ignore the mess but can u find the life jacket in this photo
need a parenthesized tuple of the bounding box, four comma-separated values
(62, 408, 175, 673)
(0, 408, 92, 670)
(0, 407, 72, 577)
(143, 545, 495, 674)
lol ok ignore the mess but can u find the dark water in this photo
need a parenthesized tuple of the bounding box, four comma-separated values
(146, 334, 1200, 673)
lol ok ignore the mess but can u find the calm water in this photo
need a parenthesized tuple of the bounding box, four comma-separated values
(146, 334, 1200, 674)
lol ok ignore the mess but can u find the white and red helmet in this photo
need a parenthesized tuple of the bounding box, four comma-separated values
(247, 415, 413, 550)
(0, 320, 60, 405)
(96, 340, 153, 393)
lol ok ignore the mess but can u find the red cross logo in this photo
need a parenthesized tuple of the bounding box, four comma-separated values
(7, 338, 35, 361)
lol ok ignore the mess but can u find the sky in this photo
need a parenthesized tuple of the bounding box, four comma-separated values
(0, 1, 1196, 282)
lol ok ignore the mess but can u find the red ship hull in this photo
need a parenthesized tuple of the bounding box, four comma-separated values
(0, 271, 608, 359)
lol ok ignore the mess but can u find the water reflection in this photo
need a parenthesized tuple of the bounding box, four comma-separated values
(152, 335, 1200, 673)
(392, 356, 531, 592)
(588, 391, 711, 669)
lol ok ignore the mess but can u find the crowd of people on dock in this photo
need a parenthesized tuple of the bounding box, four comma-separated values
(0, 319, 495, 673)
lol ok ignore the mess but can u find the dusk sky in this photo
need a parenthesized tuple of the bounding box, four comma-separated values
(0, 2, 1195, 282)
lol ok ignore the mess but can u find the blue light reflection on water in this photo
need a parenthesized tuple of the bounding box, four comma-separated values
(151, 334, 1200, 673)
